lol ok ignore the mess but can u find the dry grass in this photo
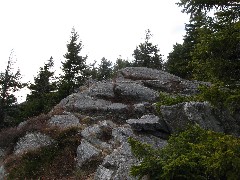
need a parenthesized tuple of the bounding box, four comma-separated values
(5, 126, 82, 179)
(48, 105, 65, 116)
(0, 114, 49, 154)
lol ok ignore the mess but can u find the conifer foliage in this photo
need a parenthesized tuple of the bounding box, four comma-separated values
(166, 0, 240, 83)
(129, 125, 240, 180)
(0, 51, 23, 127)
(58, 28, 88, 98)
(26, 57, 57, 116)
(97, 57, 113, 81)
(133, 29, 163, 70)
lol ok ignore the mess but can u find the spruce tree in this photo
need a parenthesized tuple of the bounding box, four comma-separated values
(97, 57, 113, 81)
(0, 51, 23, 128)
(26, 57, 56, 116)
(133, 29, 163, 70)
(113, 56, 132, 73)
(173, 0, 240, 84)
(59, 28, 88, 98)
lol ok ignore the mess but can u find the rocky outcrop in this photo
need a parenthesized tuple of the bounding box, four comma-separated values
(1, 67, 239, 179)
(160, 101, 223, 133)
(95, 142, 138, 180)
(160, 101, 240, 135)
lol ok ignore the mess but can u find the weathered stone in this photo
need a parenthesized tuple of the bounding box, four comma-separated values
(96, 142, 138, 180)
(48, 114, 80, 129)
(17, 120, 28, 130)
(81, 124, 101, 138)
(133, 102, 150, 113)
(160, 101, 224, 133)
(89, 82, 115, 99)
(111, 126, 134, 144)
(117, 67, 210, 95)
(0, 149, 5, 160)
(77, 140, 101, 167)
(14, 132, 54, 155)
(114, 82, 158, 102)
(81, 121, 116, 151)
(62, 93, 128, 117)
(127, 115, 169, 132)
(94, 165, 114, 180)
(107, 103, 128, 112)
(126, 114, 170, 139)
(81, 120, 115, 139)
(0, 149, 6, 180)
(66, 95, 111, 111)
(0, 165, 6, 180)
(118, 67, 179, 81)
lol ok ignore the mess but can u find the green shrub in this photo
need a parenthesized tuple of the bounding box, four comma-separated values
(224, 91, 240, 113)
(129, 125, 240, 180)
(157, 92, 194, 107)
(196, 84, 230, 108)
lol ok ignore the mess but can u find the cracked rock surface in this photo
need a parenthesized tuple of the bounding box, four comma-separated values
(1, 67, 239, 179)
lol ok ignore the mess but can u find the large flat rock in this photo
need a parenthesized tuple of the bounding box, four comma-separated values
(114, 82, 158, 102)
(14, 132, 54, 155)
(127, 115, 170, 138)
(48, 114, 80, 129)
(160, 102, 224, 133)
(117, 67, 210, 94)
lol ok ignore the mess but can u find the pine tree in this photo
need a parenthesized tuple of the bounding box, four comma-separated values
(0, 51, 23, 128)
(97, 57, 113, 81)
(175, 0, 240, 84)
(59, 28, 88, 98)
(88, 60, 98, 80)
(26, 57, 57, 116)
(133, 29, 163, 70)
(113, 56, 132, 73)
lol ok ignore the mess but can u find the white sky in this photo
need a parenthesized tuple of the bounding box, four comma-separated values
(0, 0, 189, 102)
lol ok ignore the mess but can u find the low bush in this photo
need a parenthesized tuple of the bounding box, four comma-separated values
(157, 92, 193, 107)
(129, 125, 240, 180)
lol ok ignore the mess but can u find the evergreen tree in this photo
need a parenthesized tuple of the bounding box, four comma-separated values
(166, 43, 192, 79)
(97, 57, 113, 81)
(129, 125, 240, 179)
(88, 60, 98, 80)
(58, 28, 88, 98)
(25, 57, 57, 116)
(166, 12, 208, 79)
(113, 56, 132, 73)
(133, 29, 163, 70)
(0, 51, 23, 128)
(176, 0, 240, 84)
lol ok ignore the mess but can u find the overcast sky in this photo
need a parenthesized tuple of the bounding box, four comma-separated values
(0, 0, 189, 101)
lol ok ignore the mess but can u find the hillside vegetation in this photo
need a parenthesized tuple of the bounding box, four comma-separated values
(0, 0, 239, 179)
